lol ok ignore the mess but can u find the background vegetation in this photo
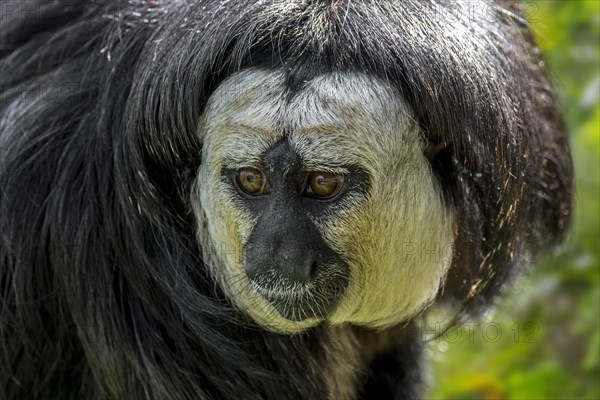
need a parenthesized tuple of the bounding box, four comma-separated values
(429, 1, 600, 399)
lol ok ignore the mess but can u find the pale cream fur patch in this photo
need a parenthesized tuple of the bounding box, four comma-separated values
(192, 69, 456, 334)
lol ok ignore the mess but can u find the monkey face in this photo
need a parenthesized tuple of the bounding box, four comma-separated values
(193, 69, 456, 333)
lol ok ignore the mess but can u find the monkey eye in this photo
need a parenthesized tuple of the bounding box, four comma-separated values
(236, 168, 270, 196)
(304, 172, 345, 200)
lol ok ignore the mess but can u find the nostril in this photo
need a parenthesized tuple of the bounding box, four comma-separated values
(245, 261, 269, 283)
(282, 256, 316, 284)
(309, 260, 318, 280)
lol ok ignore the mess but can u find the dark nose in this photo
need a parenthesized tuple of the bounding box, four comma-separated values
(245, 239, 319, 285)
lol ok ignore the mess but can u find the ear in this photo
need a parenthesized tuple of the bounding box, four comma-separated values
(420, 115, 450, 162)
(424, 140, 449, 162)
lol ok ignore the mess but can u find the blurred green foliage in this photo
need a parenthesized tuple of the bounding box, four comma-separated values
(429, 1, 600, 399)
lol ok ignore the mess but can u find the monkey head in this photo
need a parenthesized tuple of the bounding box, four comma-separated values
(193, 70, 455, 333)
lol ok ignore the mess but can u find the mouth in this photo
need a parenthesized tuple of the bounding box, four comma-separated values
(248, 267, 349, 322)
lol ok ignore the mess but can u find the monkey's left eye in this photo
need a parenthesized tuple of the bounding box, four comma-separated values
(236, 168, 270, 196)
(304, 172, 345, 200)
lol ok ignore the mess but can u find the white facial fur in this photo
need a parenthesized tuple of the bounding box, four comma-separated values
(192, 69, 456, 333)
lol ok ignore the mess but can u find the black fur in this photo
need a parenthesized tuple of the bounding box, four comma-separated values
(0, 1, 573, 399)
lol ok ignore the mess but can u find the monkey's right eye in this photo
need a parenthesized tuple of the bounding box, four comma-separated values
(235, 168, 270, 196)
